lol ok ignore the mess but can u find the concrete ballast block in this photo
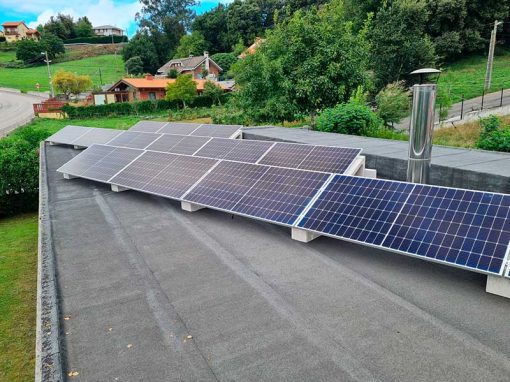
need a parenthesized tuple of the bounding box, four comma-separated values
(291, 228, 320, 243)
(111, 184, 129, 192)
(63, 173, 77, 179)
(486, 275, 510, 299)
(181, 201, 205, 212)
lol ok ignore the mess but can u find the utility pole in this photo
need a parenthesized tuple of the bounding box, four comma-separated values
(485, 20, 503, 90)
(99, 68, 103, 85)
(43, 51, 54, 97)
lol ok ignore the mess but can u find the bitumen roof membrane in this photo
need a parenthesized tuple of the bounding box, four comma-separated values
(44, 143, 510, 381)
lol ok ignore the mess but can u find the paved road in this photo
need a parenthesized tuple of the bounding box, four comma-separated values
(396, 88, 510, 130)
(0, 90, 45, 137)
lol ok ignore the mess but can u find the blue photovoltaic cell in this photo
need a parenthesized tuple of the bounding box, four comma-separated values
(146, 134, 210, 155)
(184, 161, 269, 210)
(194, 139, 239, 159)
(298, 146, 362, 174)
(259, 143, 314, 168)
(232, 167, 330, 225)
(107, 131, 161, 149)
(382, 185, 510, 274)
(57, 144, 142, 182)
(129, 121, 168, 133)
(157, 122, 202, 135)
(191, 124, 242, 138)
(298, 176, 414, 245)
(194, 138, 274, 163)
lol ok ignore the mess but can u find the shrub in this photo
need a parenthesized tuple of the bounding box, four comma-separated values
(0, 126, 52, 217)
(316, 102, 383, 135)
(375, 81, 410, 127)
(476, 116, 510, 152)
(64, 35, 128, 44)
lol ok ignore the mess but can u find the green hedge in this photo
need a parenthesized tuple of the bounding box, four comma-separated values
(0, 125, 52, 217)
(316, 102, 383, 135)
(63, 94, 232, 119)
(476, 116, 510, 152)
(64, 35, 128, 44)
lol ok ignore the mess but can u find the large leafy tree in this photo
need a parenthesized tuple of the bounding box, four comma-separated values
(166, 74, 196, 107)
(192, 4, 230, 54)
(369, 0, 436, 89)
(43, 14, 76, 40)
(173, 31, 208, 58)
(226, 0, 264, 47)
(122, 32, 160, 73)
(233, 0, 371, 125)
(75, 16, 94, 38)
(52, 70, 92, 99)
(136, 0, 197, 64)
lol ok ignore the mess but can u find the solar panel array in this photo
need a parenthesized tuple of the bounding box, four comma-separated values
(128, 121, 242, 138)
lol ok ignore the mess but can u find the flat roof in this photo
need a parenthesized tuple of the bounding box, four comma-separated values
(43, 143, 510, 381)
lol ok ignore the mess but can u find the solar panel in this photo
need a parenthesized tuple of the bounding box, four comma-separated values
(57, 144, 142, 182)
(193, 138, 239, 159)
(224, 140, 274, 163)
(110, 152, 218, 199)
(106, 131, 161, 149)
(232, 167, 330, 225)
(298, 146, 362, 174)
(129, 121, 168, 133)
(297, 176, 415, 245)
(259, 142, 361, 174)
(190, 124, 242, 138)
(184, 161, 269, 210)
(382, 185, 510, 275)
(46, 125, 92, 145)
(146, 134, 210, 155)
(258, 142, 314, 168)
(157, 122, 201, 135)
(72, 128, 123, 147)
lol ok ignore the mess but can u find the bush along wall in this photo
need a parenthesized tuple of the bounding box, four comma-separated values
(63, 94, 232, 119)
(0, 126, 52, 217)
(64, 35, 128, 44)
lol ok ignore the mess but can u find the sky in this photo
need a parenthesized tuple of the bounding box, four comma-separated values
(0, 0, 228, 37)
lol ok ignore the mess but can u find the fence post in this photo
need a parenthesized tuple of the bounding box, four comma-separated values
(460, 95, 464, 120)
(481, 89, 485, 110)
(500, 88, 504, 107)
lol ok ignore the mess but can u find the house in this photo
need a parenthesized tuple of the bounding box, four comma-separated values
(2, 21, 40, 43)
(93, 25, 124, 37)
(94, 75, 229, 105)
(238, 37, 265, 59)
(156, 52, 222, 80)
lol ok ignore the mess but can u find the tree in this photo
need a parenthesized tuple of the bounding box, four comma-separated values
(226, 0, 264, 47)
(15, 40, 42, 63)
(40, 33, 65, 59)
(166, 74, 196, 107)
(192, 4, 230, 54)
(52, 70, 92, 99)
(203, 80, 224, 105)
(369, 0, 436, 89)
(173, 31, 208, 58)
(125, 56, 144, 75)
(75, 16, 94, 38)
(375, 81, 411, 127)
(136, 0, 198, 64)
(211, 52, 237, 77)
(232, 0, 371, 125)
(167, 68, 179, 78)
(122, 32, 160, 73)
(43, 14, 76, 40)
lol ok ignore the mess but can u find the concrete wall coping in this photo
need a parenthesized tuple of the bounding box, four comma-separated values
(35, 142, 64, 382)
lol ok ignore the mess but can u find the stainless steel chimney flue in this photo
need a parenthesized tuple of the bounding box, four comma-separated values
(407, 84, 436, 184)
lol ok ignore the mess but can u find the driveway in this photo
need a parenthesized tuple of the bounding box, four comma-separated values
(0, 89, 46, 137)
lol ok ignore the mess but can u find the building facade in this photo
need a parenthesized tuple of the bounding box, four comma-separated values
(2, 21, 40, 43)
(92, 25, 124, 37)
(156, 52, 222, 80)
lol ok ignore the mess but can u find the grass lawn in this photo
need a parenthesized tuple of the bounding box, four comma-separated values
(0, 50, 16, 63)
(0, 213, 38, 382)
(438, 49, 510, 102)
(0, 55, 124, 92)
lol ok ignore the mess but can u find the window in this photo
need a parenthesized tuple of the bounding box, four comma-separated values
(148, 92, 156, 100)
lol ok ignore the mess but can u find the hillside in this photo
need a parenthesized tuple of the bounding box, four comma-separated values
(438, 49, 510, 102)
(0, 54, 124, 92)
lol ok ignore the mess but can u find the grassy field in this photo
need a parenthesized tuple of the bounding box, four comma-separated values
(0, 55, 124, 92)
(0, 50, 16, 63)
(0, 214, 38, 382)
(438, 49, 510, 102)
